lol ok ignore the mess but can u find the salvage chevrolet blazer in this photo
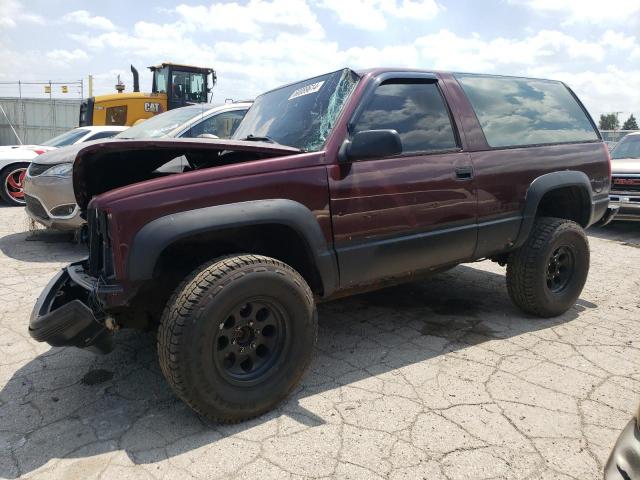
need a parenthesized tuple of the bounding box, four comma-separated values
(29, 68, 614, 422)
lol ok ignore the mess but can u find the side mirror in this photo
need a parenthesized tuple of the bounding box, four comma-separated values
(341, 129, 402, 161)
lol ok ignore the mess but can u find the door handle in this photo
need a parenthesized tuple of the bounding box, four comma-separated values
(455, 166, 473, 180)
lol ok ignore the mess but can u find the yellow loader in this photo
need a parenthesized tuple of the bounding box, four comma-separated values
(79, 63, 216, 126)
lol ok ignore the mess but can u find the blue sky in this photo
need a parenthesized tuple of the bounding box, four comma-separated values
(1, 0, 639, 122)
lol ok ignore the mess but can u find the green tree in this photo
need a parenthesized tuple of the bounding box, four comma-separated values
(599, 113, 620, 130)
(622, 114, 639, 130)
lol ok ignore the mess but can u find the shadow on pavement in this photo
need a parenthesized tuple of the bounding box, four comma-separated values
(0, 229, 85, 263)
(1, 262, 590, 477)
(589, 221, 640, 246)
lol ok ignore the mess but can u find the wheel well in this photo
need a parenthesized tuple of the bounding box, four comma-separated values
(146, 223, 324, 310)
(536, 186, 590, 227)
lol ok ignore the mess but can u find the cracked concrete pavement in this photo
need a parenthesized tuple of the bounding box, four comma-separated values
(0, 205, 638, 480)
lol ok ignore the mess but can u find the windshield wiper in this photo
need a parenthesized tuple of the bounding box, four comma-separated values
(240, 134, 279, 144)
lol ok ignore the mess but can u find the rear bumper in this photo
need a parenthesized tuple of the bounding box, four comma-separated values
(609, 193, 640, 220)
(29, 262, 116, 354)
(604, 418, 640, 480)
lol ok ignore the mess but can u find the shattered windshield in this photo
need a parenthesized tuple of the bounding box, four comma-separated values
(233, 69, 360, 151)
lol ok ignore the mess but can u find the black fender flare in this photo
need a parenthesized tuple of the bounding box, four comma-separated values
(127, 199, 338, 296)
(513, 170, 601, 248)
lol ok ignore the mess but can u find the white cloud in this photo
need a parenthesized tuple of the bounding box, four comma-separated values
(175, 0, 324, 38)
(413, 29, 604, 71)
(511, 0, 640, 24)
(600, 30, 637, 50)
(67, 21, 620, 116)
(62, 10, 116, 30)
(0, 0, 43, 28)
(46, 49, 89, 62)
(317, 0, 441, 30)
(1, 0, 629, 118)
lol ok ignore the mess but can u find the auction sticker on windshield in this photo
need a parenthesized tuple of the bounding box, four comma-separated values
(288, 81, 325, 100)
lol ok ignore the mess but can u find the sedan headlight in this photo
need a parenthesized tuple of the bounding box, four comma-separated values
(43, 163, 73, 177)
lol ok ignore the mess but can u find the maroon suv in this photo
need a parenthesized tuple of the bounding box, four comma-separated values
(29, 68, 614, 422)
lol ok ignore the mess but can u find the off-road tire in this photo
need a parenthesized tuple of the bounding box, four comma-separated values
(506, 217, 589, 318)
(157, 254, 317, 423)
(0, 162, 29, 206)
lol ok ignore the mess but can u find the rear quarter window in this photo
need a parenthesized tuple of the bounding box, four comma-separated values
(455, 74, 598, 148)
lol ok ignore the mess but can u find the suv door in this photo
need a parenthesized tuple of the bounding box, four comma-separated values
(328, 75, 477, 287)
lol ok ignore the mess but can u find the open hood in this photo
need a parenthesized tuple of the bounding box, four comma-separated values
(72, 138, 301, 209)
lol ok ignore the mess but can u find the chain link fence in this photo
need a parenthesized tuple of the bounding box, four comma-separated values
(0, 81, 84, 146)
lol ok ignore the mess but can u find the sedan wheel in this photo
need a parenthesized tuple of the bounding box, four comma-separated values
(0, 163, 30, 206)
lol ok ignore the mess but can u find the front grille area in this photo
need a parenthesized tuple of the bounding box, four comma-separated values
(27, 163, 52, 177)
(25, 194, 49, 220)
(611, 176, 640, 193)
(87, 209, 114, 278)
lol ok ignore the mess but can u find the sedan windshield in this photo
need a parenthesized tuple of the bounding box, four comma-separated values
(612, 135, 640, 159)
(41, 128, 89, 147)
(233, 69, 360, 151)
(116, 106, 211, 139)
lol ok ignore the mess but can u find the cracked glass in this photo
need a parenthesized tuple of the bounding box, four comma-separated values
(233, 69, 360, 151)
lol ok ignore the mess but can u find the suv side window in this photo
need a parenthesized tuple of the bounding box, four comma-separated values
(182, 110, 246, 139)
(455, 74, 599, 148)
(353, 81, 457, 154)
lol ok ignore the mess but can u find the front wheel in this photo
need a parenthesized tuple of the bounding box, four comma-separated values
(506, 217, 590, 317)
(0, 162, 30, 206)
(157, 254, 317, 423)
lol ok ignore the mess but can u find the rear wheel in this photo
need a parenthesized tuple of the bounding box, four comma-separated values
(0, 163, 29, 206)
(157, 254, 317, 423)
(506, 217, 589, 317)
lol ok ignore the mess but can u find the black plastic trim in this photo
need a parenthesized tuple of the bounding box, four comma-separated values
(127, 199, 339, 296)
(28, 268, 113, 354)
(514, 170, 595, 248)
(335, 220, 477, 287)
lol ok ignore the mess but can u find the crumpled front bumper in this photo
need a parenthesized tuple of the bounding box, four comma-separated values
(604, 418, 640, 480)
(29, 261, 114, 354)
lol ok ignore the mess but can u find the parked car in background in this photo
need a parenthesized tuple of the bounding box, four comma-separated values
(0, 126, 127, 206)
(24, 102, 251, 230)
(28, 68, 612, 423)
(609, 132, 640, 220)
(604, 400, 640, 479)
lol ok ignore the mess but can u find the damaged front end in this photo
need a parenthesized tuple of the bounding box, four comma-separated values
(29, 265, 114, 354)
(29, 209, 122, 354)
(29, 139, 304, 354)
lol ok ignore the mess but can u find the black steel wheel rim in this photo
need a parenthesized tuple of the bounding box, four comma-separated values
(212, 298, 289, 384)
(545, 245, 575, 293)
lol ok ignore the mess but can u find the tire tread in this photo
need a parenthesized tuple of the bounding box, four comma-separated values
(506, 217, 588, 317)
(157, 254, 316, 423)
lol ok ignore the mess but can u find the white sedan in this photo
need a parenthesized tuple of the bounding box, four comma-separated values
(0, 126, 127, 206)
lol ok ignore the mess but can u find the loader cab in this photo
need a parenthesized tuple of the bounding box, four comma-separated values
(150, 63, 215, 111)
